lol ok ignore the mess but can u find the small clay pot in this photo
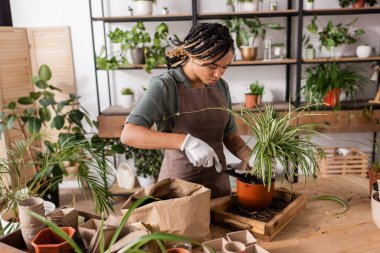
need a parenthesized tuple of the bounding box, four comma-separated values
(245, 94, 262, 108)
(323, 88, 340, 107)
(167, 248, 191, 253)
(32, 227, 76, 253)
(353, 0, 365, 8)
(236, 179, 275, 210)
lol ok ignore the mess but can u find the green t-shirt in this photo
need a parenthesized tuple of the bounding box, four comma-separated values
(126, 67, 237, 136)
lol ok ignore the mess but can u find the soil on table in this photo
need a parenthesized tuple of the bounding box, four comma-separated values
(229, 196, 294, 223)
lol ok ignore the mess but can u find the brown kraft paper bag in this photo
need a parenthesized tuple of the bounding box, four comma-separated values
(121, 178, 211, 242)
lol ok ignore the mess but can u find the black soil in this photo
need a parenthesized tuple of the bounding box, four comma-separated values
(229, 196, 293, 222)
(223, 168, 265, 184)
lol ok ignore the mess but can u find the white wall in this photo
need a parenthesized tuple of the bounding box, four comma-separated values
(10, 0, 380, 167)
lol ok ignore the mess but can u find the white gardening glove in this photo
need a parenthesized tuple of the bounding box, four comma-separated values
(181, 134, 223, 172)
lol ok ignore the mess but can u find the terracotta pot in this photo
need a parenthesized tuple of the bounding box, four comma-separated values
(368, 168, 380, 195)
(323, 88, 340, 107)
(32, 227, 76, 253)
(236, 179, 275, 210)
(245, 94, 261, 108)
(353, 0, 365, 8)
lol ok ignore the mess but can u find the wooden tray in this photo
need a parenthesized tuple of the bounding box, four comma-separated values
(211, 188, 306, 241)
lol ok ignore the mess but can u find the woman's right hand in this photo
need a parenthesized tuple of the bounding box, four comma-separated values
(181, 134, 222, 171)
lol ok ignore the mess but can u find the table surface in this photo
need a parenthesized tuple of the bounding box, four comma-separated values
(62, 175, 380, 253)
(205, 175, 380, 253)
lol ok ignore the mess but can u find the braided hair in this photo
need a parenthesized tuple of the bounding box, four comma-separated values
(166, 23, 234, 69)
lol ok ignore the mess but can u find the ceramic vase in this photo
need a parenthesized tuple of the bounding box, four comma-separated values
(134, 0, 153, 15)
(356, 45, 372, 58)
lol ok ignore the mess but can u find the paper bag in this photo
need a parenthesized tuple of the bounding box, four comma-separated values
(121, 178, 211, 242)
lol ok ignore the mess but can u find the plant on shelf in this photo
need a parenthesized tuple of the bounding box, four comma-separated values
(120, 87, 135, 108)
(223, 17, 284, 60)
(302, 61, 367, 107)
(245, 80, 264, 108)
(144, 23, 169, 73)
(97, 22, 170, 73)
(305, 0, 315, 10)
(224, 104, 323, 210)
(302, 35, 316, 59)
(0, 65, 118, 214)
(307, 16, 365, 58)
(338, 0, 378, 8)
(124, 147, 164, 187)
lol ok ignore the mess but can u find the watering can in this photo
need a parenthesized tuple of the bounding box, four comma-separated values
(113, 163, 135, 189)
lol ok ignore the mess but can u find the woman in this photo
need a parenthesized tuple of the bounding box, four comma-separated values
(121, 23, 251, 198)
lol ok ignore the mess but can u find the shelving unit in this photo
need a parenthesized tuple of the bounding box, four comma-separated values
(89, 0, 380, 160)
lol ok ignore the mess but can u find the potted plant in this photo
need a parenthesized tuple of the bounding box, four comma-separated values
(307, 16, 365, 58)
(305, 0, 315, 10)
(226, 0, 235, 12)
(0, 65, 117, 214)
(225, 105, 323, 210)
(127, 6, 134, 16)
(121, 87, 135, 108)
(302, 61, 367, 107)
(109, 21, 151, 64)
(339, 0, 378, 8)
(161, 7, 169, 15)
(245, 81, 264, 108)
(356, 43, 372, 58)
(223, 17, 284, 61)
(133, 0, 156, 15)
(237, 0, 259, 12)
(97, 22, 169, 73)
(305, 43, 316, 59)
(124, 147, 163, 188)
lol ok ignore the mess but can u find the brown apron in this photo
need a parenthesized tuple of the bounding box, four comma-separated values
(158, 80, 231, 198)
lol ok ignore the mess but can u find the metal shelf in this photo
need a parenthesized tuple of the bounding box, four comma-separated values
(197, 9, 298, 20)
(92, 13, 192, 22)
(302, 56, 380, 64)
(303, 7, 380, 16)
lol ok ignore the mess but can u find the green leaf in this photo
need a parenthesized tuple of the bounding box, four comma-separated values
(39, 98, 55, 107)
(18, 97, 35, 105)
(84, 113, 93, 127)
(48, 85, 62, 92)
(7, 101, 16, 110)
(29, 92, 42, 100)
(69, 110, 84, 126)
(31, 76, 40, 85)
(27, 117, 42, 132)
(69, 93, 77, 100)
(39, 107, 52, 122)
(310, 195, 348, 215)
(39, 64, 52, 81)
(35, 80, 48, 89)
(7, 115, 16, 129)
(52, 115, 65, 130)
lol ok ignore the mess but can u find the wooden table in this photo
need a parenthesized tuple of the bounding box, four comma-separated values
(206, 175, 380, 253)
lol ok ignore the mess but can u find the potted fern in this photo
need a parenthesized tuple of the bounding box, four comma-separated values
(245, 81, 264, 108)
(224, 105, 323, 210)
(121, 87, 135, 108)
(302, 61, 367, 107)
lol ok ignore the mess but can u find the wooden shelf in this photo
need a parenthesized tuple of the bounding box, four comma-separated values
(303, 6, 380, 16)
(198, 9, 298, 19)
(92, 13, 192, 22)
(232, 58, 297, 66)
(96, 59, 296, 71)
(302, 56, 380, 64)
